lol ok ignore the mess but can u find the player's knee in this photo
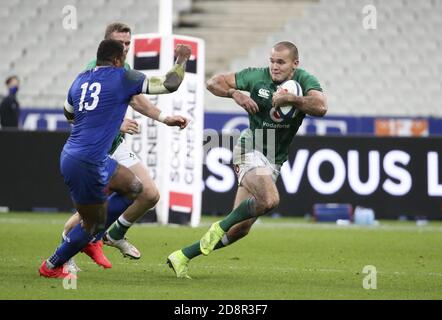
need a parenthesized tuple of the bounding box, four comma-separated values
(149, 189, 160, 206)
(257, 193, 279, 214)
(138, 186, 160, 206)
(273, 193, 280, 208)
(127, 177, 143, 200)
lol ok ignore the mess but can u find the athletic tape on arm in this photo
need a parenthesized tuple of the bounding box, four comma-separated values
(147, 63, 186, 94)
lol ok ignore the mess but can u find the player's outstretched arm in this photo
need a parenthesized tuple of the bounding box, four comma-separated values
(206, 72, 259, 114)
(130, 94, 189, 129)
(147, 44, 191, 94)
(130, 94, 162, 120)
(272, 89, 327, 117)
(206, 72, 237, 97)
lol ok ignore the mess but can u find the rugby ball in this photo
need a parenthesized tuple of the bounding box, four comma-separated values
(276, 80, 303, 119)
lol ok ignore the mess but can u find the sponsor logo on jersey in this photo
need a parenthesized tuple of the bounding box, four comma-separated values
(263, 121, 290, 129)
(258, 88, 270, 99)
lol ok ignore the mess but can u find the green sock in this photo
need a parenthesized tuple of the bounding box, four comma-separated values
(107, 219, 130, 240)
(182, 241, 201, 259)
(182, 239, 226, 260)
(219, 198, 255, 232)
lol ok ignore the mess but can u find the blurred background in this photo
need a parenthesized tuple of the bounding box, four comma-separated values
(0, 0, 441, 222)
(1, 0, 441, 116)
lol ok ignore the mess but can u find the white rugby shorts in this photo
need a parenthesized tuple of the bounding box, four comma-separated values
(233, 149, 281, 186)
(110, 138, 140, 168)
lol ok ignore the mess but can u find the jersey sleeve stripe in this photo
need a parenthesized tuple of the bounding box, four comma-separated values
(142, 77, 148, 94)
(64, 99, 74, 113)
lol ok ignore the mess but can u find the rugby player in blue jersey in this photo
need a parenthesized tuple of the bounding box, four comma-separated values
(39, 39, 189, 278)
(61, 23, 191, 271)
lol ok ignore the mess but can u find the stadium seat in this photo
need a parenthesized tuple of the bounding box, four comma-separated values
(2, 0, 441, 117)
(225, 0, 442, 116)
(1, 0, 191, 106)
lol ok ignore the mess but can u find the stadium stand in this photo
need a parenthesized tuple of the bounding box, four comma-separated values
(1, 0, 192, 108)
(224, 0, 442, 116)
(1, 0, 441, 117)
(174, 0, 315, 112)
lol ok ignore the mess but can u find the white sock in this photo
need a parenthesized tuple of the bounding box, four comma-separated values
(221, 234, 230, 246)
(118, 216, 133, 227)
(46, 260, 55, 269)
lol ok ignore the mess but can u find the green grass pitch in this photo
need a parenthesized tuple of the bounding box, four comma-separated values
(0, 212, 441, 300)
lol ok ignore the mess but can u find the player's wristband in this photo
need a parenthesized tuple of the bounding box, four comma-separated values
(158, 112, 167, 123)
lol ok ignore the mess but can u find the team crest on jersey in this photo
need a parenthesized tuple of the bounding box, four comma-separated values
(258, 88, 270, 99)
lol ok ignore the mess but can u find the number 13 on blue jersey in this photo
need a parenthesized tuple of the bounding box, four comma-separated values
(79, 82, 101, 111)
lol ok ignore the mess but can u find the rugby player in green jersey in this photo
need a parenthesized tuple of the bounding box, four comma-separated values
(62, 23, 191, 271)
(167, 41, 327, 278)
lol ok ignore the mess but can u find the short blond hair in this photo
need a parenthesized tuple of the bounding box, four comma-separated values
(273, 41, 299, 60)
(104, 22, 131, 40)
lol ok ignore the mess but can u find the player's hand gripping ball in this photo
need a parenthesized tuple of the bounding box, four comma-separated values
(276, 80, 303, 119)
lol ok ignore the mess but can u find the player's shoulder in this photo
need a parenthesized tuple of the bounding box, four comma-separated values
(78, 67, 125, 84)
(293, 68, 313, 78)
(293, 68, 323, 92)
(123, 68, 145, 82)
(96, 66, 126, 75)
(72, 69, 90, 83)
(236, 67, 270, 82)
(294, 68, 320, 82)
(100, 67, 128, 84)
(237, 67, 269, 76)
(68, 71, 87, 96)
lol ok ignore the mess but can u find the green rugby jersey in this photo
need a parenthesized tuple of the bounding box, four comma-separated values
(84, 59, 132, 155)
(234, 67, 322, 165)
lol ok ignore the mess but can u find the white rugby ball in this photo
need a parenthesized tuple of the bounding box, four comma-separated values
(277, 80, 303, 119)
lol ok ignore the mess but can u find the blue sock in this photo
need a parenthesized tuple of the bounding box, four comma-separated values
(48, 223, 94, 268)
(92, 193, 133, 242)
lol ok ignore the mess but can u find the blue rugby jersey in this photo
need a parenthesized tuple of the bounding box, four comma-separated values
(63, 66, 147, 163)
